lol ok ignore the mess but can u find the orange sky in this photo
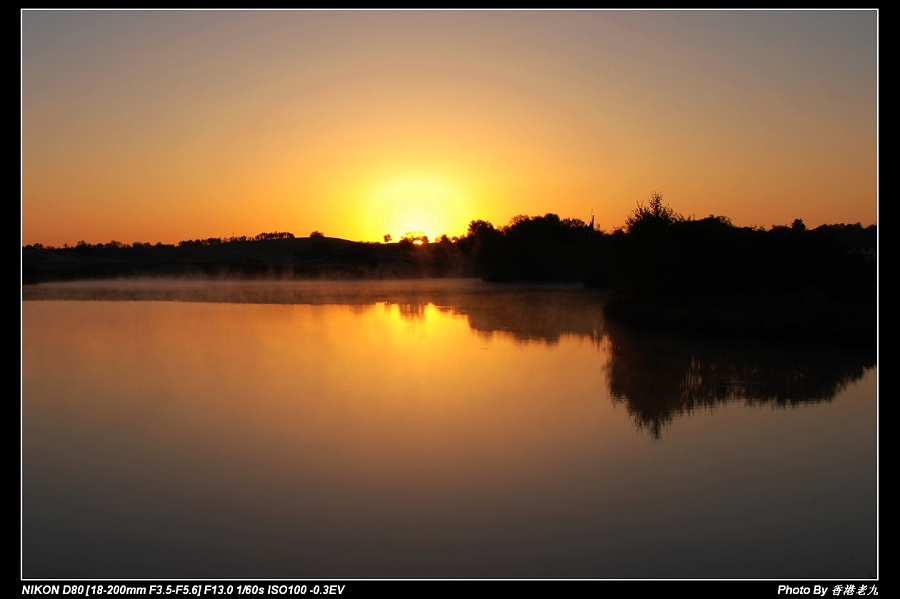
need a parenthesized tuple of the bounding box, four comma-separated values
(22, 10, 877, 246)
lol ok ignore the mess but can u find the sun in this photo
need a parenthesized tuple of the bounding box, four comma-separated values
(364, 175, 468, 242)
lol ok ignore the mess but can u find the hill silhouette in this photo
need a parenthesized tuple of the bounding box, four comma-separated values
(22, 196, 876, 346)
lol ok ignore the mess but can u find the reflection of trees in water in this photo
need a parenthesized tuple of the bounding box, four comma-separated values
(28, 280, 874, 439)
(27, 279, 606, 342)
(380, 288, 874, 441)
(603, 321, 875, 439)
(444, 289, 605, 345)
(370, 284, 606, 344)
(392, 302, 428, 320)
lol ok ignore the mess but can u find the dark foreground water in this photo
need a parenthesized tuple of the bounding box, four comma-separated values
(22, 279, 877, 579)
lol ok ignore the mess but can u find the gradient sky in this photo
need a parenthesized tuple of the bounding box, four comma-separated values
(22, 9, 877, 246)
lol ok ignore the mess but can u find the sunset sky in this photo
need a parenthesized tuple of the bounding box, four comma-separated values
(22, 9, 877, 247)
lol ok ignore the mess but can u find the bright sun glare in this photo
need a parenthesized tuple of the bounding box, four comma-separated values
(365, 176, 467, 242)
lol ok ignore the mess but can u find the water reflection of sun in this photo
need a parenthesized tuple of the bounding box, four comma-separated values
(365, 176, 468, 242)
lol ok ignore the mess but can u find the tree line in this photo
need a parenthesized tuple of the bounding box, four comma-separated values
(452, 194, 875, 304)
(23, 194, 876, 305)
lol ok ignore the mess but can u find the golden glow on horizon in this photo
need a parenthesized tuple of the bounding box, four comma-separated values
(364, 175, 471, 242)
(21, 11, 876, 247)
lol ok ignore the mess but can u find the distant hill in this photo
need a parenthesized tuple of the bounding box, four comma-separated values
(22, 236, 473, 283)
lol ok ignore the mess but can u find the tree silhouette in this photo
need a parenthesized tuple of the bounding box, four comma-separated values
(625, 192, 683, 233)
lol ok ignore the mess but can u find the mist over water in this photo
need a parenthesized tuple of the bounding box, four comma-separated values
(22, 279, 876, 578)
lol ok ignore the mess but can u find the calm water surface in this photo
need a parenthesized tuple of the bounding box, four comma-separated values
(22, 280, 877, 579)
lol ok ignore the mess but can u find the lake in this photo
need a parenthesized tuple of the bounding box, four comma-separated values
(21, 279, 877, 579)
